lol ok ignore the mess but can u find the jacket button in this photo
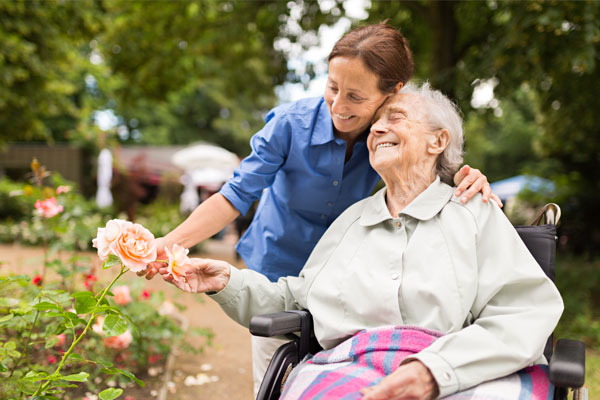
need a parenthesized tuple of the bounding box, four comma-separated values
(391, 273, 399, 280)
(396, 221, 402, 228)
(443, 372, 452, 381)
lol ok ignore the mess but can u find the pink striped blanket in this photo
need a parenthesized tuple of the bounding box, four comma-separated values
(280, 326, 553, 399)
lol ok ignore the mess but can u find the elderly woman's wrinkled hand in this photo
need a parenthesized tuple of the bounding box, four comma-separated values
(360, 360, 439, 400)
(159, 258, 231, 294)
(453, 165, 503, 208)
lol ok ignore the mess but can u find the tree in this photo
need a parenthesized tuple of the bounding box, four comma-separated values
(366, 0, 600, 254)
(0, 0, 104, 144)
(94, 0, 341, 155)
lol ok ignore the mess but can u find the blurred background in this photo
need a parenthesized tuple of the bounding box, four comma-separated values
(0, 0, 599, 391)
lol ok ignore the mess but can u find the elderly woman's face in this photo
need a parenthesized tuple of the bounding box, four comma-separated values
(324, 56, 390, 138)
(367, 93, 433, 173)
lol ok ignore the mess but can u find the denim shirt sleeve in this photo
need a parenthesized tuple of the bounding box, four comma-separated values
(219, 107, 292, 215)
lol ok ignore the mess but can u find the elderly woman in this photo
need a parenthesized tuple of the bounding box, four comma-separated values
(161, 83, 563, 399)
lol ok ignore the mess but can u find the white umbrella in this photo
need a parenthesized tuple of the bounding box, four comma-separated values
(171, 143, 239, 171)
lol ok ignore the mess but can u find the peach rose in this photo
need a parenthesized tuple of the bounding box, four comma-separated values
(34, 197, 63, 218)
(104, 330, 133, 350)
(108, 222, 157, 272)
(113, 285, 131, 306)
(92, 219, 128, 261)
(165, 244, 191, 281)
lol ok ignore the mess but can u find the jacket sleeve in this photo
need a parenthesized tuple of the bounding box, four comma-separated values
(406, 202, 564, 398)
(219, 107, 292, 215)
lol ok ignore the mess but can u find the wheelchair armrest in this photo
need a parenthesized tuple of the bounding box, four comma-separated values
(549, 339, 586, 388)
(250, 310, 312, 337)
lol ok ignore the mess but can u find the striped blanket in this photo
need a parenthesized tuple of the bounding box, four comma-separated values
(280, 326, 553, 400)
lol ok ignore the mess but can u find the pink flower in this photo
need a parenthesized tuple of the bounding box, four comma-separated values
(92, 219, 128, 262)
(55, 333, 66, 348)
(165, 244, 191, 281)
(92, 316, 105, 335)
(104, 330, 133, 350)
(47, 355, 58, 364)
(56, 185, 71, 194)
(34, 197, 63, 218)
(140, 290, 151, 300)
(113, 285, 131, 306)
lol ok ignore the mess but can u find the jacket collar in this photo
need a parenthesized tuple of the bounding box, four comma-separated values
(359, 176, 455, 226)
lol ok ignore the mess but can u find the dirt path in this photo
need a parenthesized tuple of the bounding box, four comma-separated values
(0, 241, 254, 400)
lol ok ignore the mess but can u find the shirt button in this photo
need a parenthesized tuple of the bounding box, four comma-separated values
(396, 221, 402, 228)
(327, 202, 333, 207)
(332, 180, 339, 186)
(443, 372, 452, 381)
(391, 273, 399, 280)
(320, 214, 326, 220)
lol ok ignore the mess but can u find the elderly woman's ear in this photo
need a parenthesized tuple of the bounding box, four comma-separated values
(426, 129, 450, 155)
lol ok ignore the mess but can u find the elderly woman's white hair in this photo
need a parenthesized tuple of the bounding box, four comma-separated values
(400, 82, 464, 184)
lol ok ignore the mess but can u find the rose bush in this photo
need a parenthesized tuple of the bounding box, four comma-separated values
(0, 160, 212, 400)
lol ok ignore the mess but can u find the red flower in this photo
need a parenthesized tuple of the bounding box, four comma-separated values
(32, 275, 43, 286)
(140, 290, 151, 300)
(148, 354, 162, 364)
(47, 355, 58, 364)
(83, 274, 97, 290)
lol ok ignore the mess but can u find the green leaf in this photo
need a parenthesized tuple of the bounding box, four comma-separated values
(0, 362, 7, 372)
(0, 314, 14, 323)
(60, 372, 89, 382)
(74, 295, 96, 314)
(103, 254, 122, 269)
(99, 388, 123, 400)
(103, 314, 128, 337)
(33, 302, 63, 311)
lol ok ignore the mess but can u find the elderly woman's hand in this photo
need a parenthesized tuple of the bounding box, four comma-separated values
(360, 360, 439, 400)
(453, 165, 503, 208)
(159, 258, 231, 294)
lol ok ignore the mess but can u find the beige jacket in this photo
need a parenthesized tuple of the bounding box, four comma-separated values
(211, 177, 563, 397)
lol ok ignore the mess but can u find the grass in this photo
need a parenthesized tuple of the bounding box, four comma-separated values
(585, 350, 600, 397)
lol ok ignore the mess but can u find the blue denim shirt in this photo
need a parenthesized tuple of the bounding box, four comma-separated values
(219, 97, 381, 281)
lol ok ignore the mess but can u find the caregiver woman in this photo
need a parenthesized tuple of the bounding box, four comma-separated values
(140, 23, 501, 392)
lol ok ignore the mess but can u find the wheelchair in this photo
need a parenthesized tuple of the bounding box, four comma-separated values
(249, 204, 588, 400)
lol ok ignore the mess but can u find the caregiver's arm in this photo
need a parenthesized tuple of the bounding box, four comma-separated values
(404, 201, 563, 398)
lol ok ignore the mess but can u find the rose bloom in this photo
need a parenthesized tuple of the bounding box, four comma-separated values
(108, 221, 157, 272)
(140, 289, 151, 300)
(104, 330, 133, 350)
(34, 197, 63, 218)
(84, 274, 97, 290)
(32, 274, 43, 286)
(56, 185, 71, 194)
(55, 333, 66, 348)
(165, 244, 191, 281)
(92, 316, 105, 335)
(92, 219, 127, 262)
(113, 285, 131, 306)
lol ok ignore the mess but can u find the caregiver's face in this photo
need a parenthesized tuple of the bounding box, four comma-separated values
(324, 56, 390, 138)
(367, 93, 431, 172)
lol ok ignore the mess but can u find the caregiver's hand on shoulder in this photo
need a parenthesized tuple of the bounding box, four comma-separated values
(159, 258, 231, 294)
(453, 164, 503, 208)
(360, 360, 439, 400)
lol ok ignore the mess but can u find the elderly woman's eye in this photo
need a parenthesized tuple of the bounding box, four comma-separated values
(390, 112, 407, 121)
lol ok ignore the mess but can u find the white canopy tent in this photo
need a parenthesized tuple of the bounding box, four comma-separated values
(171, 143, 240, 213)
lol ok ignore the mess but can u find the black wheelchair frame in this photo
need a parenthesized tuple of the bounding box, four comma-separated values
(250, 204, 587, 400)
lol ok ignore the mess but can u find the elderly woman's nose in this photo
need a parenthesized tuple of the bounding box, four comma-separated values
(370, 119, 388, 134)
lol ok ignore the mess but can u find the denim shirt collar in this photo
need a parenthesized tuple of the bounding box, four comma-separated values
(360, 176, 455, 226)
(311, 98, 336, 146)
